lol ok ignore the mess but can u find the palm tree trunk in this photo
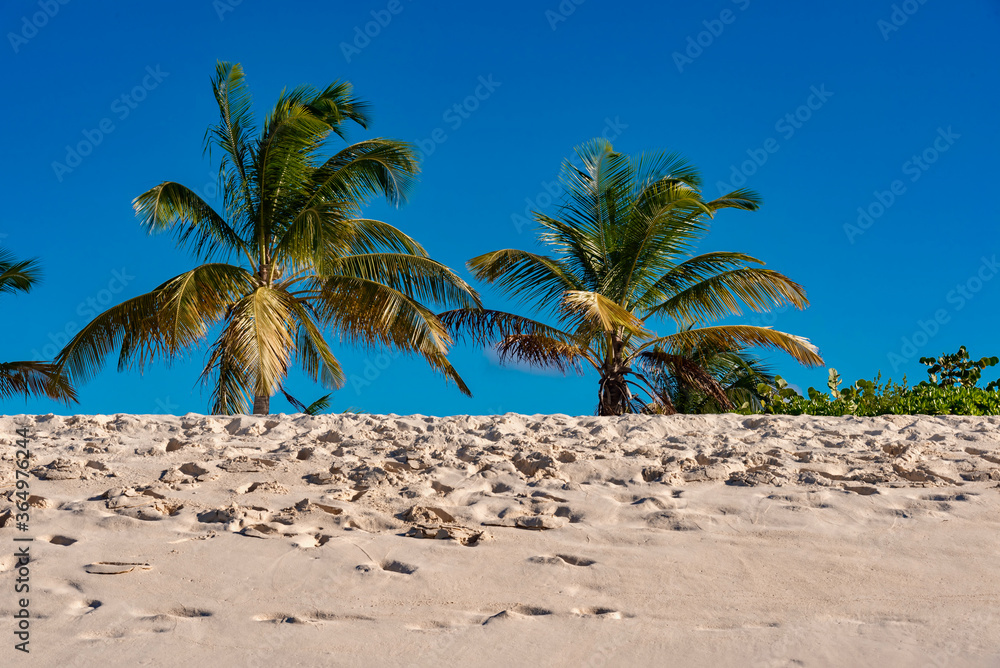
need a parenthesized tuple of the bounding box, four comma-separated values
(598, 372, 631, 416)
(253, 393, 270, 415)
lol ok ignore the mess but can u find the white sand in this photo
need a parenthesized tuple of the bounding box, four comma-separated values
(2, 412, 999, 667)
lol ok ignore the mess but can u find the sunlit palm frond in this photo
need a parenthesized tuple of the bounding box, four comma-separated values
(466, 249, 579, 312)
(200, 331, 254, 415)
(224, 287, 297, 399)
(54, 264, 253, 386)
(639, 325, 823, 367)
(205, 61, 257, 217)
(332, 253, 480, 310)
(705, 188, 763, 212)
(311, 139, 419, 208)
(646, 268, 809, 324)
(312, 275, 451, 356)
(288, 300, 344, 389)
(560, 290, 649, 337)
(133, 182, 247, 260)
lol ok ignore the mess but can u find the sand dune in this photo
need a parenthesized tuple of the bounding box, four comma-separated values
(1, 413, 999, 667)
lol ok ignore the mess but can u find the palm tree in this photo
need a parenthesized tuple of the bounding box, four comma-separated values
(54, 62, 479, 415)
(640, 330, 778, 414)
(441, 139, 822, 415)
(1, 248, 76, 404)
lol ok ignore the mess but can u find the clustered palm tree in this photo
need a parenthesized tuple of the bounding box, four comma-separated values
(52, 62, 480, 415)
(0, 248, 76, 403)
(642, 322, 778, 414)
(441, 139, 823, 415)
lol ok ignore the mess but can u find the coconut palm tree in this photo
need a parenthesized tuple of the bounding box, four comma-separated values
(441, 139, 822, 415)
(1, 248, 76, 403)
(53, 62, 479, 415)
(640, 332, 778, 414)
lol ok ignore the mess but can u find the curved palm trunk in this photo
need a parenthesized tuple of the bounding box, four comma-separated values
(253, 393, 270, 415)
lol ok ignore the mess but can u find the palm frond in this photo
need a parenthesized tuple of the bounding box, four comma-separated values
(133, 182, 246, 260)
(0, 248, 42, 295)
(635, 350, 733, 411)
(638, 325, 823, 367)
(438, 308, 576, 348)
(646, 268, 809, 324)
(205, 61, 257, 218)
(495, 334, 587, 375)
(0, 361, 77, 404)
(467, 249, 580, 312)
(54, 264, 252, 385)
(331, 253, 480, 309)
(560, 290, 649, 337)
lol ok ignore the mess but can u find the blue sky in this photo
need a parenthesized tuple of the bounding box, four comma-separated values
(2, 0, 998, 416)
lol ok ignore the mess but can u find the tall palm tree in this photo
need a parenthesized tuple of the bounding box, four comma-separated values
(1, 248, 76, 403)
(54, 62, 479, 415)
(441, 139, 822, 415)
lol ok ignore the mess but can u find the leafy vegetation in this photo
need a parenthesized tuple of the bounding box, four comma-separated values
(642, 322, 778, 414)
(52, 62, 479, 415)
(756, 348, 1000, 416)
(920, 346, 998, 391)
(0, 248, 76, 404)
(442, 139, 822, 416)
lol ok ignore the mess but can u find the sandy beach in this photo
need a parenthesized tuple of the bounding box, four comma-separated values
(1, 413, 998, 666)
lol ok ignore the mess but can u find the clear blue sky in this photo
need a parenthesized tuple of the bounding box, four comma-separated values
(2, 0, 998, 416)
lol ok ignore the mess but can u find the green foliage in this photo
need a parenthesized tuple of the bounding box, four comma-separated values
(755, 347, 1000, 416)
(919, 346, 998, 390)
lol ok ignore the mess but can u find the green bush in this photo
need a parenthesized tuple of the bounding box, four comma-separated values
(754, 347, 1000, 416)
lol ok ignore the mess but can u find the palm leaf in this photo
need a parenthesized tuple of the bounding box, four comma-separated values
(494, 334, 587, 374)
(0, 361, 77, 404)
(646, 268, 809, 324)
(637, 325, 823, 367)
(0, 248, 42, 295)
(133, 182, 246, 260)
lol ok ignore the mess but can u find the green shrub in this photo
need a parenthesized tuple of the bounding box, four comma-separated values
(754, 347, 1000, 416)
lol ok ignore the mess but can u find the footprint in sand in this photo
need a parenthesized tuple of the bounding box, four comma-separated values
(527, 554, 596, 567)
(166, 607, 213, 618)
(572, 607, 627, 620)
(253, 612, 374, 624)
(483, 605, 553, 624)
(380, 560, 418, 575)
(85, 562, 152, 575)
